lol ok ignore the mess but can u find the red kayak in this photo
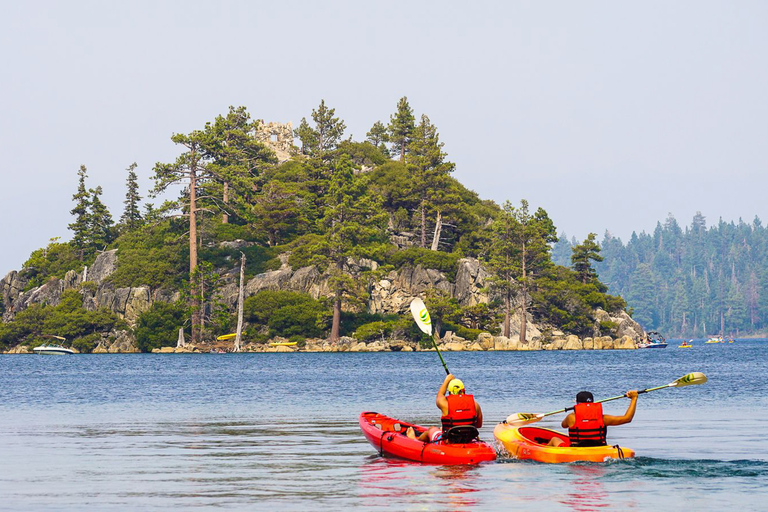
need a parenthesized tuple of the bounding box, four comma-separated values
(359, 411, 497, 464)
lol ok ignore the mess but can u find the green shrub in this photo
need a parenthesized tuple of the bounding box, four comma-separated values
(209, 222, 252, 243)
(454, 326, 483, 341)
(388, 247, 461, 277)
(22, 242, 85, 290)
(288, 334, 306, 348)
(244, 290, 327, 338)
(135, 301, 190, 352)
(108, 222, 187, 289)
(354, 321, 394, 342)
(198, 243, 280, 278)
(71, 333, 101, 353)
(599, 320, 618, 334)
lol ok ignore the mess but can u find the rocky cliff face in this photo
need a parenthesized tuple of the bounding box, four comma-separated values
(1, 249, 176, 327)
(1, 248, 644, 349)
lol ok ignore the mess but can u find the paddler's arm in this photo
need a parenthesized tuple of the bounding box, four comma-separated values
(561, 413, 575, 429)
(603, 390, 638, 426)
(435, 373, 453, 415)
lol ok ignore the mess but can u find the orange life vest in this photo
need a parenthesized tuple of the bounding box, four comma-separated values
(441, 394, 478, 431)
(568, 402, 607, 447)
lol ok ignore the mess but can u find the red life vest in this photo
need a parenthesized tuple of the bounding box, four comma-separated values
(441, 394, 478, 431)
(568, 402, 607, 447)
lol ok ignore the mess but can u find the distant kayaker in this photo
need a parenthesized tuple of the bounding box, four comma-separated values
(406, 373, 484, 443)
(548, 389, 638, 447)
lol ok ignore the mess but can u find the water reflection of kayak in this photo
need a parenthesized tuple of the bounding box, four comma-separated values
(359, 412, 496, 464)
(493, 423, 634, 463)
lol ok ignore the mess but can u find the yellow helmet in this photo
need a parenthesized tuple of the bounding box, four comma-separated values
(447, 378, 465, 395)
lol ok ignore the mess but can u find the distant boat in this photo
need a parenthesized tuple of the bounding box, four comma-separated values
(678, 340, 693, 348)
(33, 335, 75, 355)
(705, 336, 725, 344)
(33, 345, 75, 355)
(639, 331, 668, 349)
(639, 342, 668, 349)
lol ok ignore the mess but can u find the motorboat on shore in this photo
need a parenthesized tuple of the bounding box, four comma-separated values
(33, 344, 75, 355)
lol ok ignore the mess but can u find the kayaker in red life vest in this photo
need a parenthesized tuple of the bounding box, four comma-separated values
(548, 389, 638, 447)
(405, 373, 483, 443)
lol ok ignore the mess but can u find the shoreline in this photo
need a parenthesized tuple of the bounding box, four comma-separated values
(3, 333, 641, 354)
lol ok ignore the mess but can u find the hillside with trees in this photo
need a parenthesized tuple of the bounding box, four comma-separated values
(1, 99, 629, 352)
(553, 213, 768, 338)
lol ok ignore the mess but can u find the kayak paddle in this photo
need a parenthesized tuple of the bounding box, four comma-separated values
(410, 297, 450, 375)
(504, 372, 708, 427)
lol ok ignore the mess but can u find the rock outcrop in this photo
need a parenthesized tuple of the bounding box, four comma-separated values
(92, 330, 141, 353)
(1, 246, 648, 353)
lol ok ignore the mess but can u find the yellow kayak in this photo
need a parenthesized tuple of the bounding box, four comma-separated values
(269, 342, 298, 347)
(217, 333, 237, 341)
(493, 423, 634, 463)
(678, 343, 693, 348)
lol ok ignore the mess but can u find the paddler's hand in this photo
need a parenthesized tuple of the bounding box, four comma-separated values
(445, 373, 455, 382)
(626, 390, 638, 399)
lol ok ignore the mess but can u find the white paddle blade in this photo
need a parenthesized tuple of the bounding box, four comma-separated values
(672, 372, 707, 387)
(410, 298, 432, 336)
(504, 412, 543, 427)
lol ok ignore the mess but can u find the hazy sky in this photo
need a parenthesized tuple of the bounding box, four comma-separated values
(2, 1, 767, 275)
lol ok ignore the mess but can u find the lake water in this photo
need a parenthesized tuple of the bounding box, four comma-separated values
(1, 341, 766, 510)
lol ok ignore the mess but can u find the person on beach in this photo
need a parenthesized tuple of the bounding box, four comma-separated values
(549, 389, 638, 447)
(405, 373, 483, 443)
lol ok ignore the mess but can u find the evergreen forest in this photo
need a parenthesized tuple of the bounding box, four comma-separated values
(553, 213, 768, 338)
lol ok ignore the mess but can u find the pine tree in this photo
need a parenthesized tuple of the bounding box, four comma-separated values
(313, 156, 387, 341)
(69, 165, 91, 260)
(406, 114, 455, 247)
(551, 232, 572, 267)
(121, 162, 142, 231)
(200, 106, 275, 223)
(486, 200, 556, 340)
(152, 131, 207, 344)
(365, 120, 390, 157)
(294, 117, 318, 156)
(293, 100, 346, 158)
(571, 233, 603, 283)
(88, 186, 114, 251)
(486, 201, 518, 338)
(388, 96, 415, 162)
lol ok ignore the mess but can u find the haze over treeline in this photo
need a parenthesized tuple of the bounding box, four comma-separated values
(553, 213, 768, 338)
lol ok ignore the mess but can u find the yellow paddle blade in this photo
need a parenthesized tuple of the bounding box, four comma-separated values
(505, 412, 543, 427)
(673, 372, 707, 387)
(409, 298, 432, 336)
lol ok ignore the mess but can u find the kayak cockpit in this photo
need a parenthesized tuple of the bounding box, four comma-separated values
(518, 426, 572, 447)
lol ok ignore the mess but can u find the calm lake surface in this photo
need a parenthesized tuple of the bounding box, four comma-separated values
(1, 341, 767, 511)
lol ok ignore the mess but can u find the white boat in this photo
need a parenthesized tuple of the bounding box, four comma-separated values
(33, 344, 75, 355)
(638, 331, 668, 349)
